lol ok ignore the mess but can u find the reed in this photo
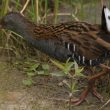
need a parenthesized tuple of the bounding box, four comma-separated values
(0, 0, 9, 16)
(54, 0, 59, 24)
(0, 0, 107, 58)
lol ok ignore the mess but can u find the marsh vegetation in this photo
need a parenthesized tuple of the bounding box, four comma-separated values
(0, 0, 110, 110)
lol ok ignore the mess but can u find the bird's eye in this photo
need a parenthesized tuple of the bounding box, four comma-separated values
(108, 16, 110, 20)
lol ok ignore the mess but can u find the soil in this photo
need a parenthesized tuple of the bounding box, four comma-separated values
(0, 57, 110, 110)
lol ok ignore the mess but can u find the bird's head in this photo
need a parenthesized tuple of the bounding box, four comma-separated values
(0, 12, 24, 31)
(102, 5, 110, 32)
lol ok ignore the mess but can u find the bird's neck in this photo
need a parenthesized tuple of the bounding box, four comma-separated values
(12, 22, 58, 59)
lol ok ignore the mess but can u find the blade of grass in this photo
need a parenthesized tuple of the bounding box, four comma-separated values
(20, 0, 30, 14)
(44, 0, 48, 24)
(35, 0, 39, 23)
(0, 0, 10, 16)
(54, 0, 59, 24)
(15, 0, 20, 9)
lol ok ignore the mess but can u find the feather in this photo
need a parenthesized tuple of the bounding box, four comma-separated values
(1, 12, 110, 66)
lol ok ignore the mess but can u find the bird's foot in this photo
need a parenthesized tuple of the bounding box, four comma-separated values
(68, 88, 89, 106)
(68, 87, 103, 106)
(91, 87, 103, 102)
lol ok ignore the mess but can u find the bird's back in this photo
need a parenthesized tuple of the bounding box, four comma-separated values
(1, 12, 110, 66)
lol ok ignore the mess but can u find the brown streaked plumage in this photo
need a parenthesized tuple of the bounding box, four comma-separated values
(0, 6, 110, 105)
(1, 12, 108, 66)
(21, 18, 110, 65)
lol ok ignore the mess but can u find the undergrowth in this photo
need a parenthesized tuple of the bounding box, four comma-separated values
(0, 0, 110, 109)
(0, 0, 102, 59)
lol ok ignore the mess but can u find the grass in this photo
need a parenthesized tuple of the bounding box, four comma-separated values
(0, 0, 109, 83)
(0, 0, 9, 16)
(0, 0, 110, 109)
(0, 0, 104, 46)
(0, 0, 107, 65)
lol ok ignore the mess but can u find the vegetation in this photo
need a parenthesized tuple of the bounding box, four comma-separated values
(0, 0, 104, 59)
(0, 0, 110, 109)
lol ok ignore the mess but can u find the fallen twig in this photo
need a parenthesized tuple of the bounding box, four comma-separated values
(20, 0, 30, 15)
(98, 99, 110, 110)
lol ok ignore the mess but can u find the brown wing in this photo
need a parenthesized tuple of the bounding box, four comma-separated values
(27, 21, 99, 39)
(61, 30, 103, 60)
(32, 21, 100, 39)
(55, 22, 104, 60)
(29, 21, 105, 60)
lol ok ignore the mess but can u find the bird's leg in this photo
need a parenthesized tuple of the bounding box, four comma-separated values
(70, 78, 97, 105)
(89, 64, 110, 101)
(91, 87, 103, 101)
(70, 64, 110, 105)
(88, 71, 106, 102)
(70, 87, 89, 105)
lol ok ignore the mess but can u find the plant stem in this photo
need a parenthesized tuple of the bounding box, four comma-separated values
(54, 0, 59, 24)
(35, 0, 39, 23)
(44, 0, 48, 24)
(0, 0, 10, 16)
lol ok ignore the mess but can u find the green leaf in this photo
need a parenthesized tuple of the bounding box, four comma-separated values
(28, 63, 39, 72)
(42, 64, 49, 70)
(51, 59, 74, 75)
(75, 68, 85, 77)
(22, 79, 33, 86)
(50, 71, 66, 77)
(71, 81, 77, 93)
(62, 80, 71, 88)
(65, 62, 74, 73)
(75, 68, 83, 74)
(65, 58, 71, 64)
(74, 61, 78, 70)
(36, 69, 50, 76)
(50, 59, 65, 70)
(27, 72, 36, 76)
(37, 71, 45, 75)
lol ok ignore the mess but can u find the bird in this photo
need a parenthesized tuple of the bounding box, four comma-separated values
(0, 5, 110, 105)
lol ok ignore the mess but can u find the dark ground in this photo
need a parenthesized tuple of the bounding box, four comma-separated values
(0, 56, 110, 110)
